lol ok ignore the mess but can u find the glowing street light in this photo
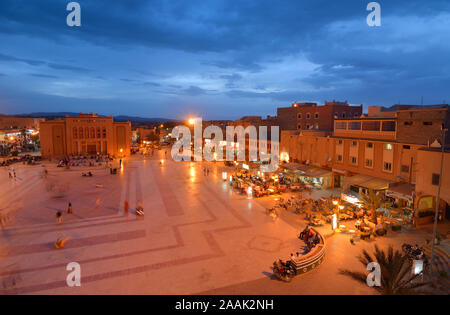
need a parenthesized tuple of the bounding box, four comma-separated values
(188, 118, 196, 125)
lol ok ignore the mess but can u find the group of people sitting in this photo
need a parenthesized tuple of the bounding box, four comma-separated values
(298, 226, 322, 252)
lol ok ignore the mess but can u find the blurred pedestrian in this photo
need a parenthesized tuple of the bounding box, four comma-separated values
(67, 202, 72, 214)
(124, 200, 129, 214)
(56, 211, 62, 224)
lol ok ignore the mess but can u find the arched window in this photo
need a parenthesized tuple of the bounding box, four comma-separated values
(73, 127, 78, 139)
(90, 127, 95, 138)
(79, 127, 84, 139)
(85, 127, 89, 139)
(102, 128, 107, 138)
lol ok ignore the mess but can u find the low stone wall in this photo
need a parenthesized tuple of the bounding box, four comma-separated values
(290, 228, 326, 275)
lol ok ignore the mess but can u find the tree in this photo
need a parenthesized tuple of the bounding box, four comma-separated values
(339, 245, 430, 295)
(360, 189, 384, 224)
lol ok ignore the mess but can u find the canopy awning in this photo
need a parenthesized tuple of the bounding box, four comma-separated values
(344, 174, 393, 191)
(386, 183, 415, 201)
(304, 168, 332, 178)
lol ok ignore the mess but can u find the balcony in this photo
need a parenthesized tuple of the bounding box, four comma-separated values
(333, 119, 396, 140)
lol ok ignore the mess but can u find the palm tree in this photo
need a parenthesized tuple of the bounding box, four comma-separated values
(360, 189, 384, 224)
(339, 245, 430, 295)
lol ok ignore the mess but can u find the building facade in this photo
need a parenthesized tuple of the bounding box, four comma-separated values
(0, 115, 44, 130)
(280, 104, 450, 216)
(40, 113, 131, 158)
(277, 100, 363, 131)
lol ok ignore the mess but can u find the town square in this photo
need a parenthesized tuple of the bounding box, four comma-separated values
(1, 0, 450, 299)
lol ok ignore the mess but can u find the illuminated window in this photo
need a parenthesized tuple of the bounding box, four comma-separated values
(365, 159, 373, 167)
(385, 143, 393, 150)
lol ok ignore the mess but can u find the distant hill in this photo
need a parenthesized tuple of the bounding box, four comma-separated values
(6, 112, 176, 124)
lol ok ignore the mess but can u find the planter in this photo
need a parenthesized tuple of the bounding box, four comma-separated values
(415, 215, 434, 227)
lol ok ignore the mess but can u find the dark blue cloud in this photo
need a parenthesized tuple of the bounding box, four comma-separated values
(0, 0, 449, 119)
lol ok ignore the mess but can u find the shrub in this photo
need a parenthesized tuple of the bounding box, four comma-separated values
(418, 210, 435, 218)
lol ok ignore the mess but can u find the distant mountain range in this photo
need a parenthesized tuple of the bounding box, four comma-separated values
(4, 112, 177, 124)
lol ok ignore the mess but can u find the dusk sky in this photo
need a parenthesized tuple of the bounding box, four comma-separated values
(0, 0, 449, 120)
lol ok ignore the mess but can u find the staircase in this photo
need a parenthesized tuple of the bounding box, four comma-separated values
(423, 245, 450, 294)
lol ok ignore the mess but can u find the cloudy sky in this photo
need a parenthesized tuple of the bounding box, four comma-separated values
(0, 0, 449, 120)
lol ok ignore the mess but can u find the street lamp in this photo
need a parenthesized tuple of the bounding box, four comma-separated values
(430, 126, 447, 275)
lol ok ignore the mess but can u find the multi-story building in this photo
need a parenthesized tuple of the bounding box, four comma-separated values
(0, 115, 45, 130)
(40, 113, 131, 158)
(280, 104, 450, 215)
(277, 100, 363, 131)
(415, 147, 450, 220)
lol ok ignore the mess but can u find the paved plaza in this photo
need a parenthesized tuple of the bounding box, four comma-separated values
(0, 153, 445, 295)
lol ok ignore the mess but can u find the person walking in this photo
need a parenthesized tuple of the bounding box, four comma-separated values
(67, 202, 73, 214)
(124, 200, 129, 214)
(56, 211, 62, 224)
(13, 171, 16, 181)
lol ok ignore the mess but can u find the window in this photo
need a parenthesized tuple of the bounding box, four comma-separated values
(351, 141, 358, 147)
(85, 127, 89, 139)
(79, 127, 83, 139)
(102, 128, 107, 138)
(335, 121, 347, 130)
(90, 127, 95, 139)
(363, 120, 381, 131)
(365, 159, 373, 167)
(382, 121, 396, 131)
(401, 165, 409, 173)
(354, 113, 359, 118)
(403, 145, 411, 150)
(96, 127, 101, 138)
(297, 113, 302, 119)
(306, 124, 310, 129)
(297, 124, 302, 130)
(306, 113, 311, 119)
(342, 112, 346, 118)
(314, 113, 319, 119)
(385, 143, 393, 150)
(432, 173, 440, 186)
(423, 122, 433, 126)
(383, 162, 392, 172)
(350, 156, 357, 165)
(349, 121, 361, 130)
(337, 154, 343, 162)
(367, 142, 373, 148)
(337, 139, 343, 145)
(404, 121, 413, 126)
(73, 127, 78, 139)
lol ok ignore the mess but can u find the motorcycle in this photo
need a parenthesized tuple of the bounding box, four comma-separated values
(402, 243, 428, 264)
(272, 260, 295, 282)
